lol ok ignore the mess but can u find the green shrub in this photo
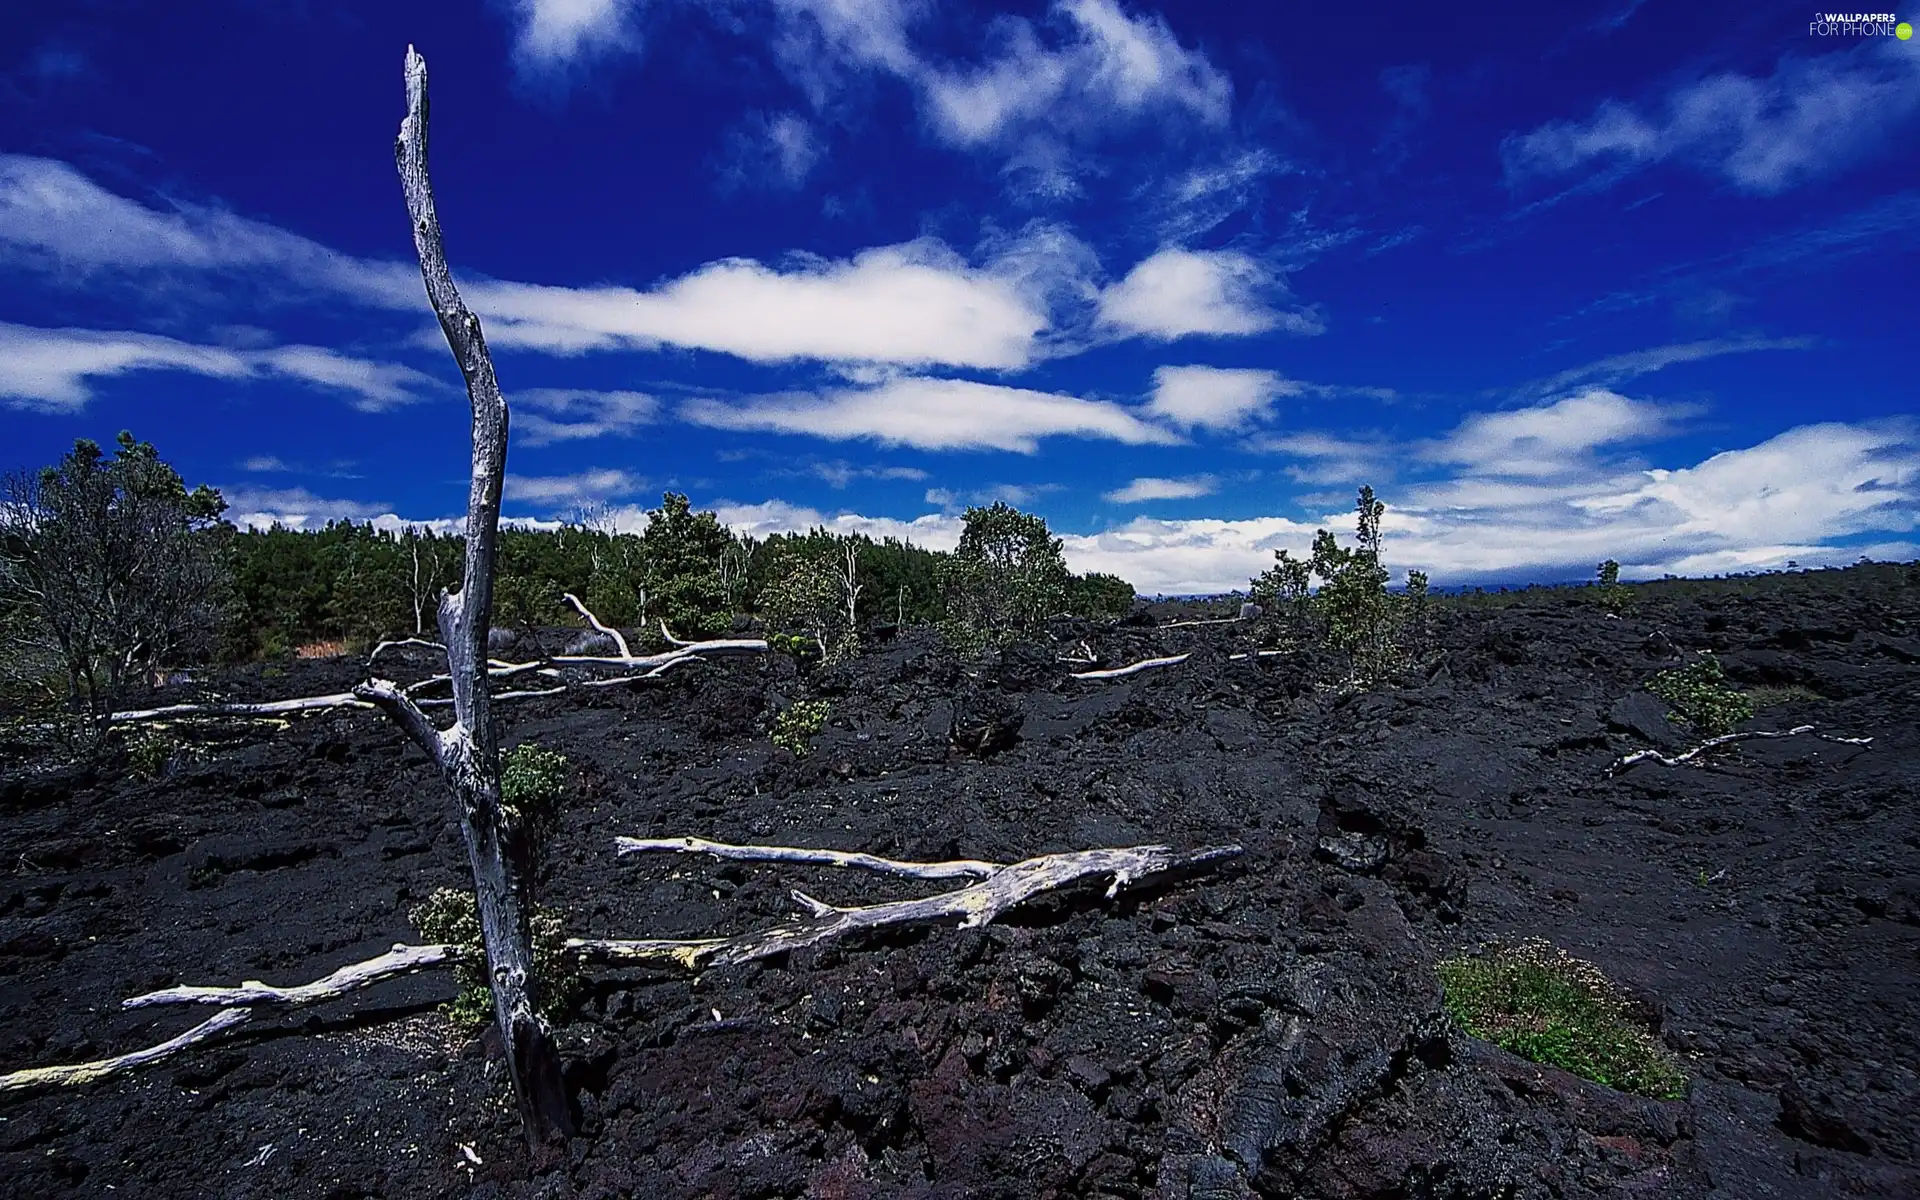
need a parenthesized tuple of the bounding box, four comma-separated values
(772, 698, 830, 758)
(1438, 939, 1686, 1100)
(408, 887, 579, 1033)
(1647, 652, 1753, 736)
(499, 742, 570, 845)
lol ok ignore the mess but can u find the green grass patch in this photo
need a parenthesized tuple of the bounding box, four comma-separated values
(1745, 684, 1825, 709)
(1437, 938, 1687, 1100)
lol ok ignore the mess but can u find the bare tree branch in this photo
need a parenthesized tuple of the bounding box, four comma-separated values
(562, 593, 631, 659)
(574, 843, 1242, 971)
(614, 835, 1002, 881)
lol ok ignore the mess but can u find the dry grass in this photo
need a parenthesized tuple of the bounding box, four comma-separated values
(294, 639, 350, 660)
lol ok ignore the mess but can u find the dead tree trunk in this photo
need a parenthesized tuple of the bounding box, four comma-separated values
(352, 45, 572, 1152)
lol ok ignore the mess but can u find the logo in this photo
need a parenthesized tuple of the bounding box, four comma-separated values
(1809, 11, 1909, 34)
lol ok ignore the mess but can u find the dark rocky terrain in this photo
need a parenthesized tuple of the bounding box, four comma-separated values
(2, 564, 1917, 1199)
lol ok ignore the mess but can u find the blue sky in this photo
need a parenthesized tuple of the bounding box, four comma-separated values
(1, 0, 1915, 594)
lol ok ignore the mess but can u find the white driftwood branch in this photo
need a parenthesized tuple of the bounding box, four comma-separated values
(0, 1009, 253, 1094)
(562, 593, 631, 659)
(108, 693, 372, 723)
(552, 637, 766, 668)
(615, 835, 1002, 881)
(123, 943, 464, 1009)
(1070, 652, 1191, 681)
(1161, 616, 1244, 629)
(577, 843, 1242, 970)
(369, 637, 447, 665)
(1609, 724, 1875, 774)
(1227, 650, 1285, 660)
(659, 620, 696, 648)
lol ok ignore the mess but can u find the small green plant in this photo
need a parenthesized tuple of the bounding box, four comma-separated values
(1647, 651, 1754, 736)
(772, 698, 830, 758)
(499, 742, 570, 845)
(408, 888, 579, 1032)
(1594, 560, 1635, 614)
(126, 729, 179, 779)
(1438, 938, 1687, 1100)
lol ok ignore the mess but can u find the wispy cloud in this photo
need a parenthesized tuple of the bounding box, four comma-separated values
(925, 482, 1056, 510)
(1519, 336, 1815, 398)
(513, 389, 660, 446)
(219, 485, 402, 532)
(680, 375, 1183, 453)
(803, 460, 929, 488)
(1504, 39, 1920, 194)
(503, 468, 647, 507)
(1102, 474, 1217, 503)
(718, 110, 824, 192)
(0, 321, 434, 413)
(714, 497, 962, 549)
(0, 155, 418, 305)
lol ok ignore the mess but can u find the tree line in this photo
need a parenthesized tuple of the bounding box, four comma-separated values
(0, 432, 1137, 725)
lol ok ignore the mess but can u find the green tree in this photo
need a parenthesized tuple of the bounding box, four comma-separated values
(639, 492, 734, 640)
(937, 501, 1071, 650)
(0, 432, 230, 724)
(1068, 571, 1135, 619)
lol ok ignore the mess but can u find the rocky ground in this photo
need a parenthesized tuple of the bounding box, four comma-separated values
(2, 563, 1917, 1199)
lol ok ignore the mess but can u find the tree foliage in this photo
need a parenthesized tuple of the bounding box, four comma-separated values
(938, 502, 1072, 650)
(0, 432, 230, 723)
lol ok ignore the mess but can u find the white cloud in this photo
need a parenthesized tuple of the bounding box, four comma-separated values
(1504, 39, 1920, 194)
(513, 389, 659, 446)
(468, 239, 1048, 368)
(241, 456, 291, 472)
(0, 322, 433, 413)
(713, 497, 962, 548)
(1147, 365, 1294, 430)
(1249, 430, 1391, 485)
(506, 0, 644, 71)
(220, 486, 401, 533)
(1097, 249, 1313, 339)
(1419, 389, 1684, 477)
(806, 461, 929, 488)
(924, 482, 1053, 510)
(1102, 475, 1218, 503)
(681, 375, 1184, 453)
(0, 155, 417, 306)
(503, 468, 647, 507)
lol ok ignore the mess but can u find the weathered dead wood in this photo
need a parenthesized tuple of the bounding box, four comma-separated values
(1228, 650, 1285, 660)
(573, 842, 1242, 970)
(357, 45, 572, 1149)
(1161, 616, 1244, 629)
(108, 693, 373, 722)
(369, 636, 447, 664)
(0, 1010, 252, 1094)
(123, 943, 464, 1009)
(615, 835, 1002, 881)
(562, 593, 631, 659)
(1070, 652, 1191, 680)
(550, 638, 766, 668)
(1609, 723, 1874, 774)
